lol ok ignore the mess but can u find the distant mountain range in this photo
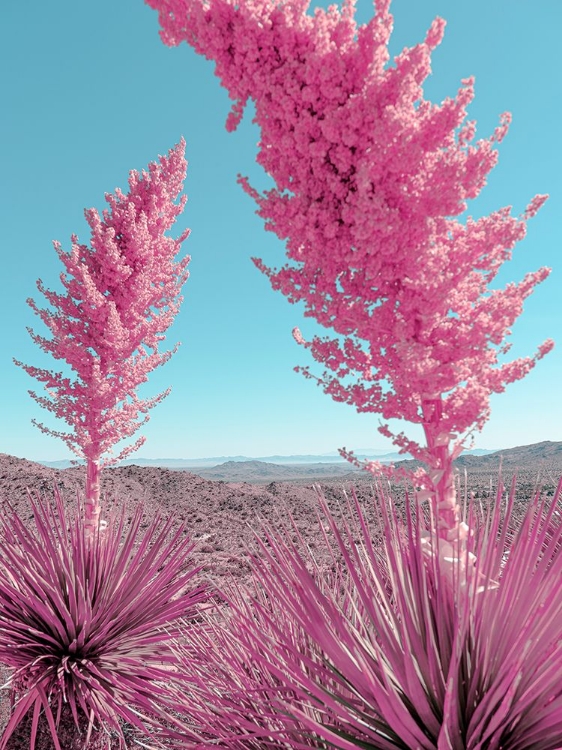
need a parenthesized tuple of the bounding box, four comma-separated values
(37, 446, 496, 471)
(196, 460, 362, 483)
(194, 442, 562, 483)
(4, 441, 562, 485)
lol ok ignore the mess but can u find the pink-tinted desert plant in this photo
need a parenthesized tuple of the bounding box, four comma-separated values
(164, 569, 343, 748)
(15, 140, 190, 537)
(0, 488, 210, 750)
(145, 0, 552, 546)
(167, 481, 562, 749)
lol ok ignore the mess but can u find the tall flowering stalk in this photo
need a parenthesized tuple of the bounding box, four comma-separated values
(145, 0, 552, 551)
(15, 140, 190, 537)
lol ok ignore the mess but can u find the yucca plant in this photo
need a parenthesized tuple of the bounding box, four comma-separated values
(166, 575, 341, 748)
(169, 479, 562, 749)
(142, 500, 359, 748)
(0, 488, 212, 750)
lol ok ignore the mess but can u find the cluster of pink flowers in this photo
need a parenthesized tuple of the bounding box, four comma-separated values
(15, 139, 190, 535)
(147, 0, 552, 541)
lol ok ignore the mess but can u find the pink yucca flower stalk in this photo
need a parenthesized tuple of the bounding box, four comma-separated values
(167, 481, 562, 749)
(15, 140, 190, 538)
(145, 0, 553, 547)
(0, 488, 211, 750)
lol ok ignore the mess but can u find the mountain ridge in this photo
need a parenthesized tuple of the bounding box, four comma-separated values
(6, 440, 561, 484)
(35, 446, 498, 470)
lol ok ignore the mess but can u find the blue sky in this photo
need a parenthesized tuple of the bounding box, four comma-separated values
(1, 0, 561, 462)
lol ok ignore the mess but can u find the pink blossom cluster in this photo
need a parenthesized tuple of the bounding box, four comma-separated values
(147, 0, 551, 453)
(148, 0, 552, 539)
(16, 139, 190, 533)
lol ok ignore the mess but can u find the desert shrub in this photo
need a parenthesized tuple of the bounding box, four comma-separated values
(0, 488, 212, 750)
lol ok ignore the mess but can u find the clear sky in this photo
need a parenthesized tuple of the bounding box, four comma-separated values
(1, 0, 561, 462)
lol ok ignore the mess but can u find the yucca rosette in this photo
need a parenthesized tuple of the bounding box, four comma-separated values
(0, 488, 210, 749)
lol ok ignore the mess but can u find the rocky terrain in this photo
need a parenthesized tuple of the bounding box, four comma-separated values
(0, 443, 560, 588)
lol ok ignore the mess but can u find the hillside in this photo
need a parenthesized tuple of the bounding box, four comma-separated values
(187, 441, 562, 484)
(0, 443, 558, 737)
(195, 459, 362, 482)
(0, 452, 399, 600)
(0, 441, 560, 564)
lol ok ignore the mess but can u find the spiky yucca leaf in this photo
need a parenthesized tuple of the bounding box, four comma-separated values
(0, 488, 211, 750)
(157, 506, 361, 748)
(168, 579, 339, 748)
(171, 480, 562, 749)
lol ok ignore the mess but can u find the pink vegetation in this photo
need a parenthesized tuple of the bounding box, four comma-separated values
(0, 488, 209, 749)
(146, 0, 552, 549)
(14, 140, 190, 537)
